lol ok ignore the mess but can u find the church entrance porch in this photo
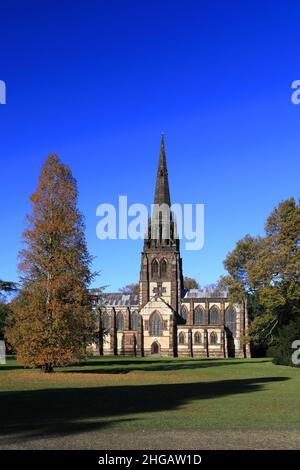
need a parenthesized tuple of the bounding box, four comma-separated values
(151, 341, 161, 356)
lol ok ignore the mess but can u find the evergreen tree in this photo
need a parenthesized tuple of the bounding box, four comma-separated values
(7, 155, 95, 372)
(0, 280, 17, 293)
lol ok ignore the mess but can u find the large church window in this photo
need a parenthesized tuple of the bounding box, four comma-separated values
(102, 312, 110, 330)
(116, 312, 124, 331)
(151, 259, 159, 278)
(194, 306, 204, 325)
(209, 306, 220, 324)
(178, 332, 185, 344)
(210, 332, 217, 345)
(225, 306, 236, 336)
(131, 313, 139, 330)
(194, 331, 201, 344)
(150, 312, 162, 336)
(181, 306, 188, 322)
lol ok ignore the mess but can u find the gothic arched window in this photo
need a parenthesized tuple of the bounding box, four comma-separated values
(181, 305, 188, 322)
(150, 311, 162, 336)
(102, 312, 110, 330)
(160, 259, 167, 278)
(194, 331, 201, 344)
(225, 306, 236, 336)
(116, 312, 124, 331)
(131, 313, 139, 330)
(178, 332, 185, 344)
(151, 259, 159, 278)
(194, 306, 204, 325)
(209, 306, 220, 325)
(210, 331, 217, 345)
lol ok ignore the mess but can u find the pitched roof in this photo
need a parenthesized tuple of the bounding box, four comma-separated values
(90, 290, 139, 307)
(184, 287, 229, 299)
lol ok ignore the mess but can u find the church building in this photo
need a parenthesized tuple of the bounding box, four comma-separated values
(92, 137, 250, 358)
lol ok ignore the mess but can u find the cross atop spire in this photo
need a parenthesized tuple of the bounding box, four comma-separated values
(154, 134, 171, 207)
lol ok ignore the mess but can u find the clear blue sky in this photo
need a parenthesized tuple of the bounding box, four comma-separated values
(0, 0, 299, 291)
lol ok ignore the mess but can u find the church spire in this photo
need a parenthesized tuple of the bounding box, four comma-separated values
(154, 134, 171, 207)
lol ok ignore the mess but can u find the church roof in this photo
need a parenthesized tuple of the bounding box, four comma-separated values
(184, 287, 229, 299)
(90, 290, 139, 307)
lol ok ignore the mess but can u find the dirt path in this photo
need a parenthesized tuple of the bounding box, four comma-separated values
(1, 429, 300, 450)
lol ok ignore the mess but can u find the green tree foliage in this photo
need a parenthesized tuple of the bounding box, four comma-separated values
(6, 156, 95, 372)
(0, 303, 11, 341)
(269, 315, 300, 366)
(0, 280, 17, 342)
(119, 283, 139, 295)
(183, 277, 199, 290)
(222, 198, 300, 364)
(0, 280, 17, 293)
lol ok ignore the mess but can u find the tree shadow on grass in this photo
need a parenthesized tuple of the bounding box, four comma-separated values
(0, 376, 288, 445)
(77, 358, 271, 367)
(0, 356, 271, 373)
(0, 356, 22, 371)
(66, 358, 271, 375)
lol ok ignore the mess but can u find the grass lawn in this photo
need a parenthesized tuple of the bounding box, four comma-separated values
(0, 356, 300, 449)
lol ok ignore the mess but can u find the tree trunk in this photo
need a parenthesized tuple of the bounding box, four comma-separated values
(42, 363, 53, 373)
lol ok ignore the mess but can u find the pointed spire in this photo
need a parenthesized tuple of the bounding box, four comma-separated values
(154, 134, 171, 207)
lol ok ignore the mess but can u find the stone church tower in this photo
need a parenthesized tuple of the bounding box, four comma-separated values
(92, 136, 251, 358)
(138, 135, 183, 355)
(139, 135, 183, 312)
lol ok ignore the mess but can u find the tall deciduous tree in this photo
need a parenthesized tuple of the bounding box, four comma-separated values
(183, 277, 199, 290)
(7, 155, 95, 372)
(119, 283, 139, 295)
(222, 198, 300, 359)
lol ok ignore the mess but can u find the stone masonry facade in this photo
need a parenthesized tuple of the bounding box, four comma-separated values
(91, 136, 250, 358)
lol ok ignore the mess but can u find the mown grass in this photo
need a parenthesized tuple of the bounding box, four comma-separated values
(0, 355, 299, 439)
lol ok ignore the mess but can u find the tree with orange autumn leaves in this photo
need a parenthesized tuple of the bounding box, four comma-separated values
(7, 155, 95, 372)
